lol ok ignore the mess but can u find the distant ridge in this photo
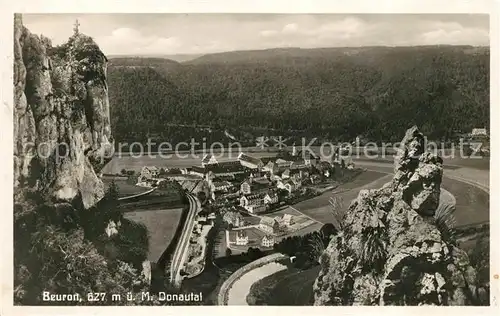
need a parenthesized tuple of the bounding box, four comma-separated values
(108, 53, 203, 63)
(186, 45, 489, 65)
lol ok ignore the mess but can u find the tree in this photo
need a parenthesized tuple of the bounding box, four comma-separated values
(320, 223, 337, 240)
(358, 227, 387, 273)
(121, 169, 127, 175)
(329, 196, 346, 230)
(225, 248, 232, 257)
(308, 231, 326, 263)
(434, 202, 457, 242)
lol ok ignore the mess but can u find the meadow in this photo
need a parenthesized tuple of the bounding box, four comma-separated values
(123, 207, 184, 263)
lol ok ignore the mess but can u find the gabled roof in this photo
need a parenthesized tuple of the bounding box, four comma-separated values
(262, 235, 274, 241)
(471, 128, 487, 135)
(202, 154, 215, 163)
(193, 161, 248, 175)
(260, 216, 276, 226)
(266, 191, 277, 198)
(261, 157, 274, 164)
(213, 181, 233, 189)
(238, 153, 264, 166)
(242, 193, 266, 206)
(290, 160, 307, 169)
(284, 179, 298, 186)
(275, 158, 291, 165)
(143, 166, 159, 172)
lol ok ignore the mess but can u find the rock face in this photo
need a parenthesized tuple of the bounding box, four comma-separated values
(14, 14, 113, 208)
(313, 126, 481, 306)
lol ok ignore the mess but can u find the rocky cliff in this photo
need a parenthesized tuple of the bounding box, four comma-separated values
(313, 126, 484, 305)
(14, 14, 113, 208)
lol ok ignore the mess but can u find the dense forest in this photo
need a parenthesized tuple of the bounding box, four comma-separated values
(107, 46, 489, 145)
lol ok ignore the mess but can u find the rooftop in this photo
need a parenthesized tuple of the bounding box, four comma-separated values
(238, 153, 264, 166)
(202, 154, 215, 163)
(260, 216, 277, 226)
(192, 161, 248, 174)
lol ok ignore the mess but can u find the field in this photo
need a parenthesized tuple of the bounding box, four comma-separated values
(101, 151, 278, 174)
(293, 173, 392, 224)
(246, 265, 320, 305)
(123, 207, 184, 263)
(119, 185, 184, 210)
(102, 177, 150, 197)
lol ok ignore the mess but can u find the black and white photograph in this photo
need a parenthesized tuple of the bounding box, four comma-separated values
(3, 1, 496, 311)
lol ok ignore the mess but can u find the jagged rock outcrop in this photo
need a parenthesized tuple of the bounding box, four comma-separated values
(14, 14, 113, 208)
(313, 126, 483, 306)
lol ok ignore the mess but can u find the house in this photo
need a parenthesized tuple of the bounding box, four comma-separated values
(240, 178, 272, 195)
(240, 194, 266, 214)
(213, 191, 240, 204)
(261, 235, 275, 248)
(317, 161, 333, 177)
(310, 174, 322, 184)
(281, 214, 294, 226)
(140, 166, 159, 179)
(290, 159, 308, 170)
(235, 231, 249, 246)
(259, 216, 277, 234)
(223, 212, 245, 228)
(263, 191, 279, 205)
(275, 158, 292, 169)
(191, 161, 248, 180)
(277, 179, 300, 194)
(300, 150, 319, 166)
(240, 181, 252, 195)
(238, 153, 264, 170)
(211, 181, 234, 193)
(282, 169, 291, 179)
(250, 172, 269, 183)
(263, 161, 278, 174)
(201, 154, 218, 167)
(471, 128, 488, 137)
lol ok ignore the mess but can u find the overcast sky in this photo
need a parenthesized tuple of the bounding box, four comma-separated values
(22, 14, 489, 56)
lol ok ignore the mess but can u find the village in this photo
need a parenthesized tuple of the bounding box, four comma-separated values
(134, 145, 358, 261)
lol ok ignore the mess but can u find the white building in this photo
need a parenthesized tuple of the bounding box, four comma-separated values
(238, 153, 264, 170)
(140, 166, 159, 179)
(471, 128, 488, 137)
(235, 231, 249, 246)
(263, 191, 279, 205)
(240, 194, 267, 214)
(281, 214, 294, 226)
(261, 235, 275, 248)
(259, 216, 276, 234)
(201, 154, 218, 167)
(277, 179, 300, 194)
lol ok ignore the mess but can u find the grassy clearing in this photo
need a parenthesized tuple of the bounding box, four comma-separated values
(247, 265, 320, 305)
(102, 177, 150, 197)
(294, 173, 391, 224)
(123, 207, 184, 263)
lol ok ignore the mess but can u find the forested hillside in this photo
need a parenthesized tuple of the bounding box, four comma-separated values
(107, 46, 489, 144)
